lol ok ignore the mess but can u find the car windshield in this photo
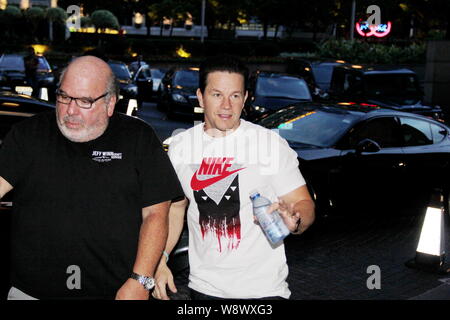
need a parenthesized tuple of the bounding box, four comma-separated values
(0, 56, 25, 71)
(256, 76, 311, 100)
(174, 70, 199, 88)
(109, 63, 132, 80)
(151, 68, 166, 80)
(0, 55, 50, 72)
(311, 64, 336, 89)
(364, 74, 421, 97)
(260, 106, 358, 147)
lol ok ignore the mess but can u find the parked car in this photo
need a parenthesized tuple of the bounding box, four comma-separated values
(258, 102, 450, 218)
(0, 53, 56, 101)
(244, 71, 312, 122)
(132, 65, 154, 103)
(285, 58, 346, 99)
(107, 60, 139, 113)
(157, 67, 202, 119)
(328, 64, 443, 121)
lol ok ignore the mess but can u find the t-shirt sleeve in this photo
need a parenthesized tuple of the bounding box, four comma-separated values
(0, 125, 31, 187)
(269, 133, 306, 197)
(136, 126, 184, 208)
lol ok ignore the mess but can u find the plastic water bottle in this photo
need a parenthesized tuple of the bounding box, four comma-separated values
(249, 191, 290, 245)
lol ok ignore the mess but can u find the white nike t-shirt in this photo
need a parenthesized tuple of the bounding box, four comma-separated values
(168, 119, 305, 299)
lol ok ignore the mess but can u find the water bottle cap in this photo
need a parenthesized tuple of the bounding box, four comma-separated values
(249, 190, 260, 200)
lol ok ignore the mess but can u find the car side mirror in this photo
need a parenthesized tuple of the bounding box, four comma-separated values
(355, 138, 381, 154)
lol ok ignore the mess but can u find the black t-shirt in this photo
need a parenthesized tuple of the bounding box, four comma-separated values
(0, 111, 183, 299)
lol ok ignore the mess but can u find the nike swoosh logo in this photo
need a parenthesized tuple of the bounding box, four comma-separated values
(191, 168, 245, 191)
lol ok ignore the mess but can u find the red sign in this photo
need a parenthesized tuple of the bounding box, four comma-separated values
(356, 21, 392, 38)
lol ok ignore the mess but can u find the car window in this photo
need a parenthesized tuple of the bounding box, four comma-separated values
(151, 69, 166, 79)
(37, 57, 51, 71)
(255, 76, 311, 100)
(364, 74, 421, 97)
(0, 56, 25, 71)
(431, 123, 447, 144)
(138, 67, 151, 79)
(399, 117, 435, 146)
(346, 117, 402, 149)
(330, 69, 346, 94)
(109, 63, 132, 80)
(262, 108, 358, 148)
(311, 64, 336, 90)
(173, 70, 199, 88)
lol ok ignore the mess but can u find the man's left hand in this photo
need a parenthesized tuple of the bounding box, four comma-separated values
(270, 200, 301, 233)
(115, 278, 150, 300)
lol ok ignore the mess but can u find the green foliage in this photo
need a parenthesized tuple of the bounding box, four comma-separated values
(80, 16, 92, 28)
(316, 40, 426, 64)
(3, 5, 22, 20)
(91, 10, 120, 30)
(24, 7, 46, 21)
(47, 7, 67, 22)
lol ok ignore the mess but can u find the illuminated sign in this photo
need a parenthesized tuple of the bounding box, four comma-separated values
(356, 21, 392, 38)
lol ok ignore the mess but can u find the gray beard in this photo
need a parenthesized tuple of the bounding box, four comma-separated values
(55, 112, 109, 143)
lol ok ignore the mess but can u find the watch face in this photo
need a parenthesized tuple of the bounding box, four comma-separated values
(144, 277, 155, 290)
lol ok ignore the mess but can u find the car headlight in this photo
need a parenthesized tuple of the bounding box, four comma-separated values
(172, 93, 187, 103)
(253, 106, 267, 113)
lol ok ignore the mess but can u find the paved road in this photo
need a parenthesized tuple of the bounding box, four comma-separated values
(137, 101, 195, 142)
(167, 212, 450, 300)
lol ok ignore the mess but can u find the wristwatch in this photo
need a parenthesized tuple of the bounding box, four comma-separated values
(130, 272, 155, 290)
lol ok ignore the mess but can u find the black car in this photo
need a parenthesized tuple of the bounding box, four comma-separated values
(107, 61, 139, 113)
(0, 54, 56, 101)
(244, 71, 312, 122)
(0, 91, 55, 144)
(258, 102, 450, 217)
(328, 64, 443, 121)
(285, 58, 347, 99)
(157, 67, 202, 119)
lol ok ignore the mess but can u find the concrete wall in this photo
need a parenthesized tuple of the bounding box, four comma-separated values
(424, 41, 450, 115)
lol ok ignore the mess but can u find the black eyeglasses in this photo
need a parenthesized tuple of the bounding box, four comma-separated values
(55, 89, 109, 109)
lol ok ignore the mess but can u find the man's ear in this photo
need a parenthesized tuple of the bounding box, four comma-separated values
(107, 94, 117, 117)
(196, 88, 204, 109)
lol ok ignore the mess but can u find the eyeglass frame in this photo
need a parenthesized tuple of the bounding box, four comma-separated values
(55, 89, 110, 109)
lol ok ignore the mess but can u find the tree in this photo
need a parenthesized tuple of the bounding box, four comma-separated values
(0, 5, 22, 40)
(24, 7, 46, 42)
(91, 9, 120, 32)
(47, 7, 67, 42)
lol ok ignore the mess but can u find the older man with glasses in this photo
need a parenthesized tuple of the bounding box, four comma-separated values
(0, 56, 183, 300)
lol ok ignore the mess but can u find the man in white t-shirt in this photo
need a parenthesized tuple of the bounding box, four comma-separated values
(153, 55, 315, 300)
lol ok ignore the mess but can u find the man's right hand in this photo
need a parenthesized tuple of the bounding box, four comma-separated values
(152, 261, 177, 300)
